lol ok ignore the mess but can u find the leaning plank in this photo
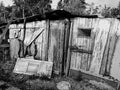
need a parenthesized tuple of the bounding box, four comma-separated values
(100, 19, 119, 75)
(24, 21, 46, 46)
(110, 37, 120, 81)
(99, 18, 113, 75)
(65, 19, 74, 76)
(106, 19, 120, 75)
(90, 19, 110, 74)
(110, 22, 120, 81)
(13, 58, 53, 78)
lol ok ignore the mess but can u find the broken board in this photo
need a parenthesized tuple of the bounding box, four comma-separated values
(13, 58, 53, 77)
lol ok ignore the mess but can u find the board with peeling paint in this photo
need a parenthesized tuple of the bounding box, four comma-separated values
(110, 21, 120, 81)
(48, 20, 66, 74)
(9, 24, 24, 59)
(9, 21, 47, 61)
(34, 21, 47, 60)
(90, 19, 110, 74)
(100, 19, 119, 75)
(69, 18, 95, 71)
(13, 58, 53, 77)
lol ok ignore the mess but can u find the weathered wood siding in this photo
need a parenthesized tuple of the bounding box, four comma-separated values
(110, 20, 120, 81)
(9, 17, 120, 81)
(9, 24, 24, 59)
(70, 18, 95, 71)
(100, 19, 119, 75)
(69, 18, 120, 81)
(13, 58, 53, 77)
(34, 21, 47, 60)
(48, 20, 66, 74)
(90, 19, 111, 74)
(9, 21, 47, 60)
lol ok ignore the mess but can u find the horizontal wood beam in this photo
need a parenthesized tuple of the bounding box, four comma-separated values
(70, 46, 93, 54)
(69, 69, 119, 90)
(9, 27, 40, 29)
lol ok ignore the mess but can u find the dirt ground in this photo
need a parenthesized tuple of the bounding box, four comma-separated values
(0, 60, 115, 90)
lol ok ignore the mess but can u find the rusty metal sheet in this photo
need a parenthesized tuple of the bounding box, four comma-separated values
(13, 58, 53, 77)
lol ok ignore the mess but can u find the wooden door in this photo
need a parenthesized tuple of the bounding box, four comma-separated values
(66, 18, 95, 75)
(48, 20, 69, 75)
(70, 28, 93, 71)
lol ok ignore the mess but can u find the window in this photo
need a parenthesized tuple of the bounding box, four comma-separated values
(77, 28, 92, 37)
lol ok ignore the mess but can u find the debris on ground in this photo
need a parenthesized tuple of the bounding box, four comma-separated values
(89, 80, 115, 90)
(6, 87, 20, 90)
(57, 81, 71, 90)
(0, 61, 116, 90)
(0, 81, 20, 90)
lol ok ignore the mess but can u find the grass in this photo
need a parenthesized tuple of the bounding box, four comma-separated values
(0, 60, 115, 90)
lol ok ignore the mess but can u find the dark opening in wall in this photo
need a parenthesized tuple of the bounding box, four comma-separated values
(77, 28, 92, 37)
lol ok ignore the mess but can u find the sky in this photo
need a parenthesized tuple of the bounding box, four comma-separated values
(0, 0, 13, 6)
(0, 0, 119, 8)
(51, 0, 120, 9)
(86, 0, 120, 8)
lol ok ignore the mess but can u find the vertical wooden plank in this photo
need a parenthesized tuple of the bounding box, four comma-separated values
(45, 20, 50, 61)
(41, 28, 46, 61)
(59, 22, 65, 75)
(100, 19, 119, 75)
(80, 53, 88, 70)
(87, 54, 92, 71)
(65, 19, 74, 75)
(48, 20, 65, 74)
(24, 22, 33, 46)
(76, 53, 81, 70)
(33, 21, 46, 60)
(48, 21, 54, 62)
(110, 21, 120, 80)
(10, 39, 20, 60)
(69, 18, 94, 72)
(106, 20, 119, 75)
(63, 19, 70, 74)
(70, 52, 74, 69)
(88, 18, 98, 70)
(90, 19, 110, 74)
(110, 37, 120, 80)
(9, 24, 20, 60)
(35, 35, 42, 60)
(72, 18, 78, 46)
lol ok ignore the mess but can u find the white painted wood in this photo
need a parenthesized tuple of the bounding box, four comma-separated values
(10, 39, 20, 59)
(24, 21, 46, 46)
(70, 18, 94, 71)
(13, 58, 53, 77)
(90, 19, 111, 74)
(110, 37, 120, 81)
(110, 22, 120, 81)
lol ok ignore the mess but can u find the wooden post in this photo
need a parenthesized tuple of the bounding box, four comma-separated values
(45, 20, 50, 61)
(62, 19, 71, 75)
(65, 19, 73, 76)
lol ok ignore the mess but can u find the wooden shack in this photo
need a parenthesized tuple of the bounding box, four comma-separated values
(8, 10, 120, 88)
(9, 10, 71, 75)
(67, 18, 120, 88)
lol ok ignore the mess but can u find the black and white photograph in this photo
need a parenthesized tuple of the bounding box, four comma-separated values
(0, 0, 119, 90)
